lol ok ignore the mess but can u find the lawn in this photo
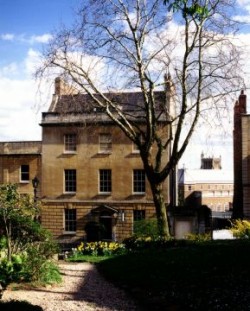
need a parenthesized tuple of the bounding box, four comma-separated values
(97, 240, 250, 310)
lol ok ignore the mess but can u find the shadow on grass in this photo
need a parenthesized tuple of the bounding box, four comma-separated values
(0, 300, 43, 311)
(97, 240, 250, 311)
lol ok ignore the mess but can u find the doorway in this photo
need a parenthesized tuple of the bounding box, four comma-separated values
(99, 212, 113, 240)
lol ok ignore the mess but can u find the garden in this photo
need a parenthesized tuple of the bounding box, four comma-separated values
(0, 184, 61, 310)
(1, 190, 250, 311)
(66, 219, 250, 310)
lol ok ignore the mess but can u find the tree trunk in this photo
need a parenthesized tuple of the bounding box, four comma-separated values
(5, 222, 12, 262)
(150, 181, 170, 238)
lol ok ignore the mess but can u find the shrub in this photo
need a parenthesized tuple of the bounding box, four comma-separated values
(0, 255, 24, 289)
(123, 235, 175, 251)
(21, 243, 61, 284)
(37, 261, 62, 285)
(185, 233, 211, 242)
(230, 219, 250, 239)
(133, 218, 159, 238)
(0, 237, 7, 251)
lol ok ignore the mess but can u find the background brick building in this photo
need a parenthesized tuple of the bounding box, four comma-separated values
(179, 154, 233, 213)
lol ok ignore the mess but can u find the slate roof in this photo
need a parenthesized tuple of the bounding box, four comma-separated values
(42, 91, 168, 126)
(48, 91, 166, 113)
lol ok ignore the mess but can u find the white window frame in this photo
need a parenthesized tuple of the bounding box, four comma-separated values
(133, 169, 145, 194)
(99, 169, 112, 194)
(99, 133, 112, 153)
(64, 208, 77, 233)
(64, 169, 77, 193)
(64, 134, 77, 153)
(20, 164, 29, 183)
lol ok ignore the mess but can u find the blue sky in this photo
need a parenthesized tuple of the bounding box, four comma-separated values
(0, 0, 78, 68)
(0, 0, 79, 141)
(0, 0, 250, 170)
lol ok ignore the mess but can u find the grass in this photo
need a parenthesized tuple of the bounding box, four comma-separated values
(97, 240, 250, 311)
(66, 254, 112, 263)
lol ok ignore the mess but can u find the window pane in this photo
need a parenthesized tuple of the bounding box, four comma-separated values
(65, 134, 77, 152)
(133, 169, 145, 193)
(65, 208, 76, 232)
(21, 165, 29, 181)
(65, 169, 76, 192)
(99, 134, 112, 152)
(99, 169, 112, 193)
(133, 210, 145, 221)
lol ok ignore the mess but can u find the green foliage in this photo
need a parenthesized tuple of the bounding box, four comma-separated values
(19, 237, 60, 284)
(0, 300, 43, 311)
(0, 237, 7, 250)
(67, 254, 110, 263)
(123, 235, 175, 251)
(0, 184, 60, 290)
(36, 261, 61, 285)
(185, 232, 211, 241)
(0, 255, 24, 289)
(230, 219, 250, 239)
(0, 259, 17, 289)
(164, 0, 209, 20)
(0, 238, 60, 288)
(0, 183, 41, 261)
(67, 241, 126, 262)
(133, 218, 159, 238)
(98, 240, 250, 310)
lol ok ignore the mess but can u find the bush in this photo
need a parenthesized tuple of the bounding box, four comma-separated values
(0, 229, 60, 288)
(21, 243, 61, 285)
(0, 255, 24, 289)
(37, 261, 62, 285)
(123, 235, 175, 251)
(133, 218, 159, 238)
(185, 233, 211, 241)
(230, 219, 250, 239)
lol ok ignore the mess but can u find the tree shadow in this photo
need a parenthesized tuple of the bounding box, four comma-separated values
(2, 262, 139, 311)
(61, 263, 139, 310)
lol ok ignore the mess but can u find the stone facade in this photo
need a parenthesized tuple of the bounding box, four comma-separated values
(40, 122, 165, 242)
(0, 78, 171, 243)
(0, 141, 41, 196)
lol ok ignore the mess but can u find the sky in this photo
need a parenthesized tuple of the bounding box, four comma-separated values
(0, 0, 250, 171)
(0, 0, 79, 141)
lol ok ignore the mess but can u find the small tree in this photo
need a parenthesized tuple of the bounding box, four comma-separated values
(37, 0, 244, 237)
(0, 184, 40, 261)
(0, 184, 60, 291)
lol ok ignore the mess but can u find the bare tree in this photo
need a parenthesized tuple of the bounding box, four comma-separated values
(37, 0, 244, 237)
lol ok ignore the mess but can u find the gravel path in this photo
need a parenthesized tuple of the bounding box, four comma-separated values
(2, 262, 139, 311)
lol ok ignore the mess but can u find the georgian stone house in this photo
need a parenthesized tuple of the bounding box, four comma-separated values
(0, 78, 171, 243)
